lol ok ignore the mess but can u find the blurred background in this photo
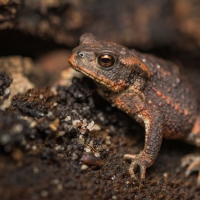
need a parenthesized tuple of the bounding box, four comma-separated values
(1, 0, 200, 50)
(0, 0, 200, 86)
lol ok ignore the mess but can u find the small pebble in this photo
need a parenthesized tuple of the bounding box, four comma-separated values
(80, 164, 88, 170)
(41, 190, 48, 197)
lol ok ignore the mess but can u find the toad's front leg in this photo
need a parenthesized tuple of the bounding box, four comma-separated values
(124, 110, 164, 179)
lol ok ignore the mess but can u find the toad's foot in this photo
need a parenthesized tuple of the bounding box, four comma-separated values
(124, 153, 153, 179)
(181, 154, 200, 187)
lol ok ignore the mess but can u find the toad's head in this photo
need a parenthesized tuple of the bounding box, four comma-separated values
(69, 33, 150, 92)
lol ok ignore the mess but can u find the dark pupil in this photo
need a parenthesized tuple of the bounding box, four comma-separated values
(102, 58, 110, 63)
(98, 55, 115, 67)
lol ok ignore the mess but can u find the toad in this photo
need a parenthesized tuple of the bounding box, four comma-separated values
(69, 33, 200, 185)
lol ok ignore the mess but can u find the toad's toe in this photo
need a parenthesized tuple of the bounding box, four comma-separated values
(181, 154, 200, 187)
(124, 153, 153, 180)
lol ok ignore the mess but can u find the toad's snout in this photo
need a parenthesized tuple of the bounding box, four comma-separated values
(68, 53, 77, 67)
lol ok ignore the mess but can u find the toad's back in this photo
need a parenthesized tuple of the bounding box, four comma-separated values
(132, 50, 199, 139)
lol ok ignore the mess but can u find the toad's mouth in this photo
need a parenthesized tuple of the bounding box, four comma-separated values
(68, 53, 127, 92)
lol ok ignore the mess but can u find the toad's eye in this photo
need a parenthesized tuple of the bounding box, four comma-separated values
(98, 54, 115, 68)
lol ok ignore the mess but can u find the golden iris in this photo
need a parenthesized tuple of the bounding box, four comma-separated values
(98, 54, 115, 67)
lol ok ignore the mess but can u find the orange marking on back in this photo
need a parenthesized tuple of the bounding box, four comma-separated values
(156, 91, 162, 96)
(152, 88, 188, 115)
(184, 109, 189, 116)
(121, 57, 151, 78)
(166, 97, 171, 105)
(175, 104, 179, 111)
(158, 68, 171, 76)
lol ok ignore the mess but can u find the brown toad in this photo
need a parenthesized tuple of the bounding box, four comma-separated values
(69, 33, 200, 185)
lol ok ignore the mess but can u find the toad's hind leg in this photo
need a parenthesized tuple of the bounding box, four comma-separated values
(181, 116, 200, 187)
(184, 115, 200, 147)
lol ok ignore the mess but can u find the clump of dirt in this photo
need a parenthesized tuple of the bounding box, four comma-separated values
(0, 71, 12, 101)
(0, 110, 35, 152)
